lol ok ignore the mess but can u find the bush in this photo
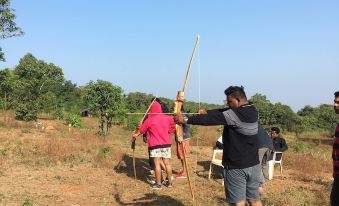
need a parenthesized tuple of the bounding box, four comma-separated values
(66, 114, 81, 128)
(126, 116, 140, 131)
(98, 147, 110, 157)
(0, 147, 9, 156)
(96, 130, 106, 136)
(290, 139, 305, 153)
(52, 109, 64, 120)
(189, 125, 198, 137)
(15, 103, 38, 121)
(22, 195, 34, 206)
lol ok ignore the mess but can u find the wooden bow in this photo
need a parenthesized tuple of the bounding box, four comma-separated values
(174, 35, 200, 201)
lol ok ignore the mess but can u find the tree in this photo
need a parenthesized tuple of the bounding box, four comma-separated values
(317, 104, 338, 131)
(125, 92, 154, 112)
(84, 80, 124, 135)
(13, 53, 64, 120)
(58, 80, 83, 114)
(251, 93, 301, 132)
(297, 105, 315, 116)
(271, 102, 298, 132)
(0, 0, 24, 61)
(0, 68, 14, 111)
(297, 104, 339, 133)
(250, 93, 275, 127)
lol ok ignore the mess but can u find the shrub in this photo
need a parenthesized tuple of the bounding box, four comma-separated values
(15, 103, 38, 121)
(0, 147, 9, 156)
(126, 116, 139, 131)
(21, 128, 30, 133)
(290, 139, 305, 153)
(99, 147, 110, 157)
(22, 195, 34, 206)
(52, 109, 64, 120)
(189, 125, 198, 137)
(66, 114, 81, 128)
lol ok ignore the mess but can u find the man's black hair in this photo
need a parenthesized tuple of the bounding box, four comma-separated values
(335, 91, 339, 98)
(224, 85, 247, 99)
(271, 127, 280, 134)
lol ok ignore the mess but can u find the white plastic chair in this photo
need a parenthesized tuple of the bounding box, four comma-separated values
(208, 149, 224, 179)
(272, 151, 283, 175)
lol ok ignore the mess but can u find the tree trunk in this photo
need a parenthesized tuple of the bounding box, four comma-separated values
(4, 91, 7, 122)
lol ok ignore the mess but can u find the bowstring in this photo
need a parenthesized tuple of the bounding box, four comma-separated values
(194, 39, 201, 176)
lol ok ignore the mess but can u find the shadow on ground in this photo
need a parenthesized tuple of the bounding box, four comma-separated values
(114, 154, 153, 184)
(196, 160, 223, 180)
(114, 193, 185, 206)
(197, 160, 210, 171)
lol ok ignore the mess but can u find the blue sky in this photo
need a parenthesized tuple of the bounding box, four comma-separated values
(1, 1, 338, 111)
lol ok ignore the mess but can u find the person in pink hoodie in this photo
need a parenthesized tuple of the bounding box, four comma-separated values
(132, 100, 175, 189)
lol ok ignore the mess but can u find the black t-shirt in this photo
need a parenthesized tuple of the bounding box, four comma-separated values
(188, 104, 259, 169)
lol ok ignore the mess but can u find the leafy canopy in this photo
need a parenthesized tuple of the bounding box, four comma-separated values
(0, 0, 24, 61)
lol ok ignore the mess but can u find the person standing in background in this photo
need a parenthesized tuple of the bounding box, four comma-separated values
(331, 91, 339, 206)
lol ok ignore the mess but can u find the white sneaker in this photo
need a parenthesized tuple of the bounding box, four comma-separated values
(149, 179, 156, 184)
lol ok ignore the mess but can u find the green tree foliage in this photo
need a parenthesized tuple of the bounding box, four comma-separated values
(125, 92, 154, 112)
(298, 104, 339, 133)
(124, 92, 155, 130)
(0, 0, 24, 61)
(84, 80, 124, 135)
(297, 105, 315, 116)
(13, 53, 65, 120)
(60, 80, 83, 114)
(15, 102, 38, 121)
(251, 93, 276, 127)
(125, 92, 220, 114)
(66, 114, 81, 128)
(251, 93, 299, 132)
(1, 53, 82, 121)
(0, 68, 14, 110)
(271, 103, 299, 131)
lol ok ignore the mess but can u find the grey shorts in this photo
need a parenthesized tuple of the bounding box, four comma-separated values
(223, 164, 261, 203)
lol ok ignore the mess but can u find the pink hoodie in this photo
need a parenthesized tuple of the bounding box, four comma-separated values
(139, 101, 175, 148)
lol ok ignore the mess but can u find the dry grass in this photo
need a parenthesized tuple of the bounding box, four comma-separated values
(0, 112, 334, 205)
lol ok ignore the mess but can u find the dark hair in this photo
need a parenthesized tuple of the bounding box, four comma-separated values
(154, 97, 170, 113)
(224, 86, 247, 99)
(271, 127, 280, 134)
(335, 91, 339, 98)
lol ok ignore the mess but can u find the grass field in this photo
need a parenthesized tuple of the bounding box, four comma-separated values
(0, 113, 334, 205)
